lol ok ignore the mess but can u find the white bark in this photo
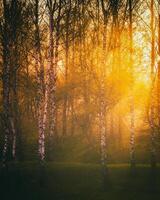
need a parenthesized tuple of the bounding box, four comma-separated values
(129, 0, 135, 168)
(100, 18, 107, 174)
(34, 0, 46, 162)
(11, 117, 16, 160)
(130, 95, 135, 167)
(150, 0, 156, 168)
(2, 132, 9, 167)
(100, 83, 107, 169)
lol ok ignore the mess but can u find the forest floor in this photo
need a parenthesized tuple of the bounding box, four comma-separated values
(0, 162, 160, 200)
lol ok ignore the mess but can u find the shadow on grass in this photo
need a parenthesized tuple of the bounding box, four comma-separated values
(102, 167, 113, 192)
(0, 163, 160, 200)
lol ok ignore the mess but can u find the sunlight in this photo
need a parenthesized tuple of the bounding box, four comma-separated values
(1, 1, 160, 199)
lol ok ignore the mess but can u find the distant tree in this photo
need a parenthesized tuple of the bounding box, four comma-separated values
(0, 0, 33, 165)
(46, 0, 63, 160)
(99, 0, 110, 183)
(128, 0, 135, 169)
(149, 0, 156, 168)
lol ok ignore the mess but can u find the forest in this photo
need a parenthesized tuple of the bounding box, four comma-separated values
(0, 0, 160, 200)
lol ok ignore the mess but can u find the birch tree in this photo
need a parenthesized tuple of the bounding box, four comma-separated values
(0, 0, 32, 165)
(100, 0, 110, 182)
(149, 0, 156, 168)
(0, 0, 12, 167)
(128, 0, 135, 168)
(32, 0, 47, 162)
(157, 0, 160, 144)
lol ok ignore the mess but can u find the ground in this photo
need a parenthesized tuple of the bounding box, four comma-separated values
(0, 162, 160, 200)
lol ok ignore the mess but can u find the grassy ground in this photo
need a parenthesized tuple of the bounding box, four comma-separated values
(0, 162, 160, 200)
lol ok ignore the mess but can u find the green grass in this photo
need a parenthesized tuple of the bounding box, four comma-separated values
(0, 162, 160, 200)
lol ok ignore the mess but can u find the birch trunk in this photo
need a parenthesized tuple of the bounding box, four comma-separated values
(12, 60, 20, 160)
(100, 0, 108, 183)
(34, 0, 46, 162)
(157, 2, 160, 139)
(70, 26, 75, 136)
(100, 19, 107, 180)
(129, 0, 135, 168)
(11, 117, 16, 160)
(150, 0, 156, 168)
(1, 0, 11, 167)
(100, 79, 107, 176)
(2, 45, 11, 167)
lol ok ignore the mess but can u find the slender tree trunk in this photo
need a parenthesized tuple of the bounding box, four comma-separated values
(10, 117, 16, 160)
(12, 73, 18, 160)
(150, 0, 156, 168)
(2, 46, 11, 167)
(2, 65, 11, 167)
(70, 98, 75, 136)
(34, 0, 46, 162)
(114, 9, 122, 149)
(62, 6, 71, 137)
(26, 58, 30, 117)
(157, 2, 160, 136)
(1, 0, 11, 167)
(129, 0, 135, 168)
(100, 17, 107, 182)
(70, 27, 75, 136)
(81, 35, 90, 138)
(47, 9, 56, 159)
(99, 73, 107, 184)
(99, 0, 109, 184)
(110, 110, 114, 139)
